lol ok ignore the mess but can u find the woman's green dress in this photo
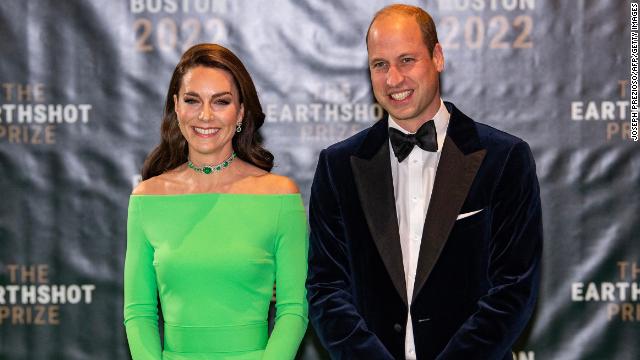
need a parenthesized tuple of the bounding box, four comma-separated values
(124, 194, 308, 359)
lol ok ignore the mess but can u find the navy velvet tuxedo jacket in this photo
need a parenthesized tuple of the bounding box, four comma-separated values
(307, 102, 542, 360)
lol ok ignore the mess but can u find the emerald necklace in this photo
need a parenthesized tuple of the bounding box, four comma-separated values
(187, 152, 236, 174)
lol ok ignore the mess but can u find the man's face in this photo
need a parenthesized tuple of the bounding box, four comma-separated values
(367, 14, 444, 132)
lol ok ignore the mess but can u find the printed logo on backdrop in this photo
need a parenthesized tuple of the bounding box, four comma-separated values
(437, 0, 535, 51)
(572, 260, 640, 321)
(571, 81, 633, 141)
(265, 82, 383, 143)
(0, 264, 95, 326)
(0, 83, 93, 145)
(130, 0, 230, 54)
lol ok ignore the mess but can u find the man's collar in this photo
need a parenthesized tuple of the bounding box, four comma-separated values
(388, 98, 450, 151)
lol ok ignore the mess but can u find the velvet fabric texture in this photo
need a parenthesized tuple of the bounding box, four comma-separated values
(307, 102, 542, 360)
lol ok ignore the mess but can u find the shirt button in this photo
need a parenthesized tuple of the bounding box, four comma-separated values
(412, 197, 418, 202)
(409, 349, 415, 355)
(393, 323, 402, 333)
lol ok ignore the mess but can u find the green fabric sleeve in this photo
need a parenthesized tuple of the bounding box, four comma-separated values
(124, 197, 162, 359)
(262, 196, 309, 360)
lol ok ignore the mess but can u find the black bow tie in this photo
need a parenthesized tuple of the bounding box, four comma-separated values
(389, 121, 438, 162)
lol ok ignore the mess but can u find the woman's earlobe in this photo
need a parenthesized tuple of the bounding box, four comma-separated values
(238, 104, 245, 122)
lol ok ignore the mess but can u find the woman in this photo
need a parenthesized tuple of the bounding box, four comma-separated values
(124, 43, 308, 359)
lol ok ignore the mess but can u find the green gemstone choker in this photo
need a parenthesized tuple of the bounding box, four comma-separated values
(187, 152, 236, 174)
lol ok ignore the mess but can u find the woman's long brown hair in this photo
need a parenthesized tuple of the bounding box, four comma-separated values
(141, 43, 273, 180)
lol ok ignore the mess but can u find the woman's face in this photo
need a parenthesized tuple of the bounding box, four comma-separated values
(174, 66, 244, 161)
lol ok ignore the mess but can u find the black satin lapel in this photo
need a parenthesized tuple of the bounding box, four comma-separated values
(351, 141, 408, 305)
(412, 136, 486, 302)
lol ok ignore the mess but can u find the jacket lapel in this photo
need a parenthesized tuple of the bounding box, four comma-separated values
(412, 103, 487, 302)
(350, 119, 408, 305)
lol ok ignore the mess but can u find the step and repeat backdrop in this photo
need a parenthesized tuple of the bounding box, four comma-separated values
(0, 0, 638, 359)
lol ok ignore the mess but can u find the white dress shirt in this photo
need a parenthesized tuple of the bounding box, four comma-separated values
(388, 99, 450, 360)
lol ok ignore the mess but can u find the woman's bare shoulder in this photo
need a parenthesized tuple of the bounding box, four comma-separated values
(132, 177, 162, 195)
(256, 173, 300, 194)
(234, 163, 300, 195)
(131, 171, 183, 195)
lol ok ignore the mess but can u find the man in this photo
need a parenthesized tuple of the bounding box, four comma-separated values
(307, 4, 542, 360)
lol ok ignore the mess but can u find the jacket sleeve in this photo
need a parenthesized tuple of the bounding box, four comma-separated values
(437, 141, 543, 360)
(263, 195, 309, 359)
(124, 197, 162, 359)
(307, 150, 395, 360)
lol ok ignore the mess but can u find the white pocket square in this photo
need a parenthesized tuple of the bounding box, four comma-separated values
(456, 209, 483, 220)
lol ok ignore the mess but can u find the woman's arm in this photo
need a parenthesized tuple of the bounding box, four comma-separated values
(124, 197, 162, 359)
(262, 195, 309, 360)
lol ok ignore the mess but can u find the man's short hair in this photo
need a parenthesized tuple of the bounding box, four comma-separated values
(366, 4, 439, 56)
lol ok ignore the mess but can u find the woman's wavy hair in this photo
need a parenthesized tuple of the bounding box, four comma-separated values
(141, 43, 273, 180)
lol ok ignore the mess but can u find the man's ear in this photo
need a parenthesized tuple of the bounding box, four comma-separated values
(432, 43, 445, 72)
